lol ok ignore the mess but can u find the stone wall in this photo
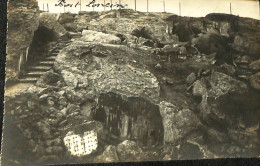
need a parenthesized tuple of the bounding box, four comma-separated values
(6, 0, 40, 84)
(166, 13, 260, 55)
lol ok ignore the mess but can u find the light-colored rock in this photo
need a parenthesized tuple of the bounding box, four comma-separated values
(94, 146, 119, 163)
(81, 30, 121, 44)
(186, 72, 197, 85)
(116, 140, 143, 162)
(249, 59, 260, 71)
(179, 46, 187, 55)
(193, 72, 248, 99)
(219, 22, 231, 37)
(207, 72, 248, 98)
(155, 63, 162, 69)
(192, 80, 207, 97)
(61, 70, 78, 88)
(250, 72, 260, 90)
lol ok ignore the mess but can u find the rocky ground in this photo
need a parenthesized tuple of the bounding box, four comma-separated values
(3, 2, 260, 166)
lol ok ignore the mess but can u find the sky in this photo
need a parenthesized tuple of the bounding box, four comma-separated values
(37, 0, 260, 20)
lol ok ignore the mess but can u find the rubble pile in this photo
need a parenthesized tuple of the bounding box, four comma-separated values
(3, 9, 260, 165)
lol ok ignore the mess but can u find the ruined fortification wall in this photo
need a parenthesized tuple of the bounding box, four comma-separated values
(6, 0, 40, 83)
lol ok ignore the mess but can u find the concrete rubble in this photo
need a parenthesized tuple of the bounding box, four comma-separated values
(3, 3, 260, 165)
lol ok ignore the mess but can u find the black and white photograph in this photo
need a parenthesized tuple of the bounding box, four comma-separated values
(1, 0, 260, 165)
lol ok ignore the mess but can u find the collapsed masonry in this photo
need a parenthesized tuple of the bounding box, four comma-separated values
(3, 5, 260, 166)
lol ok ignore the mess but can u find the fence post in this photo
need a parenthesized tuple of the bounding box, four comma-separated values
(147, 0, 149, 12)
(179, 2, 181, 16)
(230, 2, 232, 14)
(80, 0, 82, 11)
(135, 0, 136, 11)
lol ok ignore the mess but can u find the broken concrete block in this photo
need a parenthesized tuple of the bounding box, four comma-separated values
(63, 130, 98, 157)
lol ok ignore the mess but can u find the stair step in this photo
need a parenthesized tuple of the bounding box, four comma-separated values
(50, 52, 59, 56)
(41, 56, 56, 61)
(72, 36, 82, 38)
(59, 41, 71, 44)
(24, 72, 45, 77)
(238, 65, 249, 69)
(38, 61, 54, 66)
(71, 34, 82, 36)
(59, 40, 71, 43)
(56, 46, 66, 49)
(19, 78, 38, 83)
(68, 32, 82, 36)
(29, 66, 52, 72)
(52, 48, 60, 50)
(13, 100, 24, 104)
(236, 70, 251, 74)
(52, 49, 61, 53)
(236, 61, 249, 65)
(237, 75, 249, 80)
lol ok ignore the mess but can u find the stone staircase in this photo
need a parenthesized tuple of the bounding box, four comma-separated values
(235, 56, 252, 81)
(18, 32, 82, 84)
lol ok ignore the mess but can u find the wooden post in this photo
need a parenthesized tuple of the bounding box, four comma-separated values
(104, 0, 106, 11)
(64, 5, 65, 13)
(135, 0, 137, 11)
(80, 0, 82, 12)
(163, 0, 165, 12)
(179, 2, 181, 16)
(47, 3, 49, 12)
(111, 0, 113, 10)
(230, 2, 232, 14)
(43, 3, 44, 11)
(147, 0, 149, 12)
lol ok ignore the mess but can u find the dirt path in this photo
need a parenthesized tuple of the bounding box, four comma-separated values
(4, 83, 33, 97)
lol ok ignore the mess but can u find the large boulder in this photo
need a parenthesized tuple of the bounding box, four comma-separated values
(192, 71, 248, 99)
(207, 71, 248, 98)
(116, 140, 144, 162)
(173, 22, 195, 42)
(39, 13, 67, 36)
(191, 32, 228, 55)
(250, 72, 260, 90)
(55, 41, 160, 103)
(159, 102, 202, 144)
(190, 70, 259, 156)
(191, 71, 248, 129)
